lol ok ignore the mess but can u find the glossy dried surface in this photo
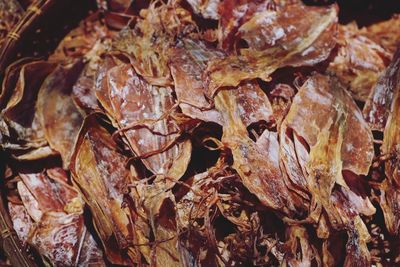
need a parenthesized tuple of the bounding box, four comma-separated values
(1, 1, 400, 266)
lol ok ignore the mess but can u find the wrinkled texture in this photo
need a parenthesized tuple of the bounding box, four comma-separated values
(360, 14, 400, 57)
(206, 2, 338, 94)
(37, 62, 84, 168)
(327, 23, 390, 101)
(2, 1, 400, 266)
(363, 48, 400, 131)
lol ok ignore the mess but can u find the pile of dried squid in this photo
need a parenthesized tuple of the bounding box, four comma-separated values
(0, 0, 400, 266)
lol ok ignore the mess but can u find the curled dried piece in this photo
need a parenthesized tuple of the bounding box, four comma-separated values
(280, 73, 375, 265)
(186, 0, 220, 20)
(112, 2, 195, 86)
(169, 38, 274, 126)
(215, 89, 299, 215)
(207, 2, 338, 94)
(327, 23, 391, 102)
(363, 48, 400, 131)
(37, 61, 84, 168)
(360, 14, 400, 57)
(70, 114, 143, 265)
(379, 62, 400, 235)
(0, 60, 57, 160)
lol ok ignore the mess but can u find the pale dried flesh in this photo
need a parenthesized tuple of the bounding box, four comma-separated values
(0, 1, 400, 266)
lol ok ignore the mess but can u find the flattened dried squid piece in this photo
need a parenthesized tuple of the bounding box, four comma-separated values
(285, 73, 374, 176)
(37, 61, 84, 168)
(363, 48, 400, 131)
(207, 2, 338, 94)
(379, 61, 400, 235)
(15, 169, 104, 267)
(106, 63, 191, 177)
(70, 114, 143, 265)
(327, 23, 390, 102)
(170, 39, 274, 126)
(215, 89, 298, 215)
(280, 74, 375, 266)
(29, 212, 85, 267)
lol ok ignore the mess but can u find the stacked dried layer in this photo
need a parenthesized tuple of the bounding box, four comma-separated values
(1, 0, 400, 266)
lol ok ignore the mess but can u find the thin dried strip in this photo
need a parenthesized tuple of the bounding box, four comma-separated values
(37, 62, 84, 168)
(327, 23, 391, 102)
(0, 58, 32, 109)
(206, 3, 338, 94)
(363, 48, 400, 131)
